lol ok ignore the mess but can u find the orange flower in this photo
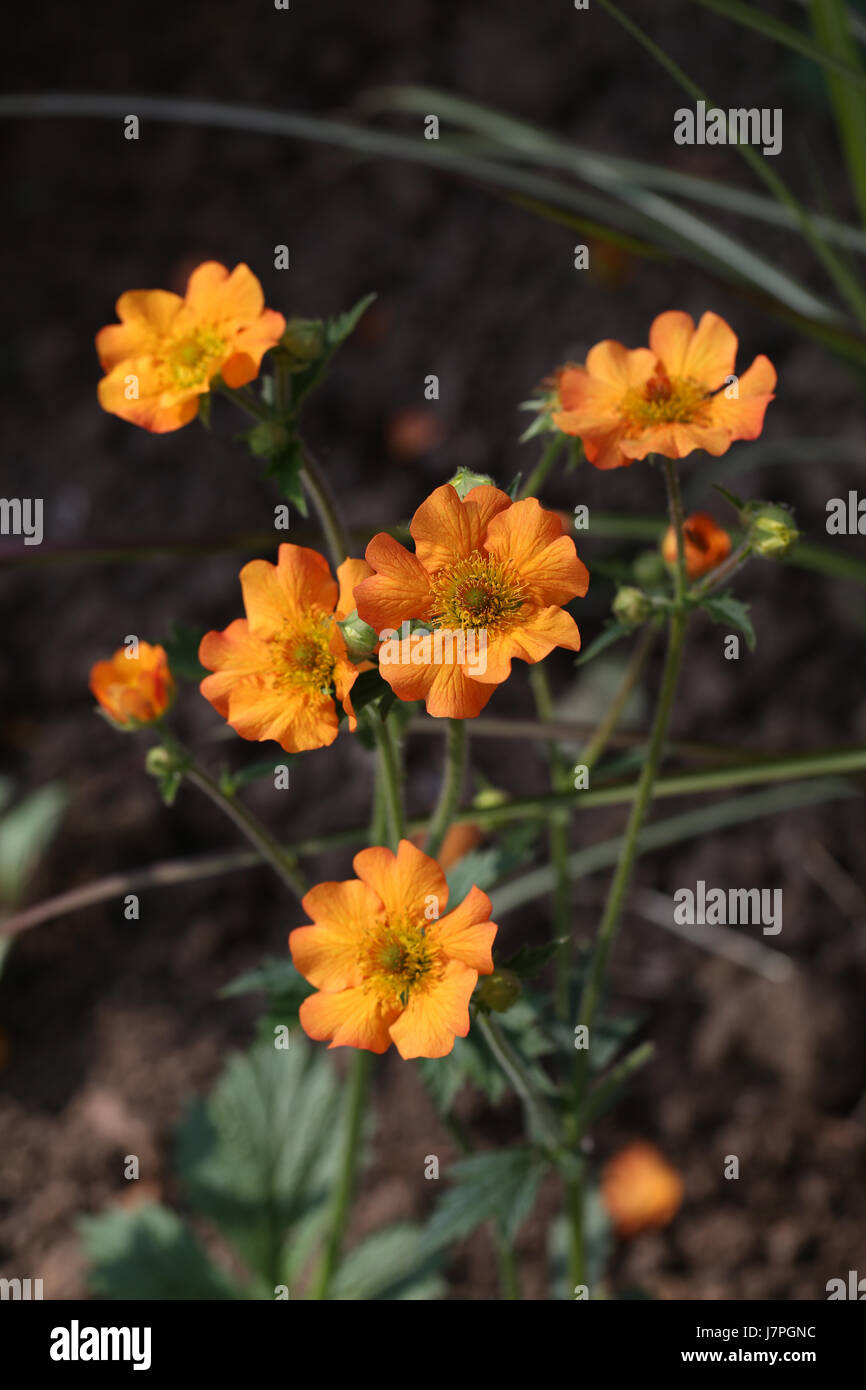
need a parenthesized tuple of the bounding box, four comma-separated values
(290, 840, 497, 1058)
(552, 311, 776, 470)
(354, 484, 589, 718)
(661, 511, 732, 579)
(96, 262, 286, 432)
(199, 545, 371, 753)
(601, 1142, 684, 1238)
(90, 641, 175, 728)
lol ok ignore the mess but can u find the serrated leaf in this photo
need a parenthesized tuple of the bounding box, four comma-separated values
(163, 622, 208, 682)
(330, 1223, 444, 1300)
(422, 1148, 547, 1251)
(575, 622, 630, 667)
(324, 292, 377, 350)
(79, 1203, 241, 1300)
(502, 937, 568, 980)
(701, 592, 756, 651)
(175, 1037, 346, 1281)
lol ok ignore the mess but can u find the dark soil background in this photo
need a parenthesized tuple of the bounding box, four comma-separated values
(1, 0, 865, 1300)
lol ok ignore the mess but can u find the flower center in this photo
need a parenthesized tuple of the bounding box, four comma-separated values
(268, 613, 336, 695)
(358, 919, 443, 1007)
(166, 327, 227, 388)
(429, 550, 526, 632)
(620, 365, 709, 435)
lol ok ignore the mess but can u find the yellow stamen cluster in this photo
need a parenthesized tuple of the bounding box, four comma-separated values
(429, 550, 526, 633)
(620, 367, 709, 436)
(166, 328, 227, 388)
(269, 613, 336, 695)
(358, 919, 444, 1007)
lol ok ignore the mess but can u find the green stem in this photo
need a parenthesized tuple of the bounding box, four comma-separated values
(162, 734, 307, 899)
(425, 719, 468, 860)
(475, 1013, 563, 1152)
(368, 714, 406, 850)
(528, 665, 573, 1022)
(299, 440, 352, 571)
(214, 379, 271, 421)
(569, 458, 689, 1287)
(494, 1228, 521, 1301)
(580, 624, 656, 772)
(520, 432, 566, 498)
(689, 541, 754, 600)
(309, 1049, 372, 1299)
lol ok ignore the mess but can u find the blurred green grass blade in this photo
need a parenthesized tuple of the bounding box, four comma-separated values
(372, 83, 866, 257)
(371, 84, 846, 325)
(811, 0, 866, 227)
(690, 0, 866, 87)
(593, 0, 866, 332)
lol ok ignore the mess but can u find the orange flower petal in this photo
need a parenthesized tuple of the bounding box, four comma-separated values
(239, 545, 337, 636)
(199, 620, 271, 717)
(95, 290, 185, 369)
(650, 310, 737, 391)
(430, 884, 496, 974)
(184, 261, 265, 324)
(705, 354, 777, 442)
(290, 879, 382, 989)
(409, 483, 509, 571)
(485, 498, 589, 607)
(335, 557, 374, 621)
(299, 986, 396, 1053)
(388, 960, 478, 1059)
(354, 533, 434, 632)
(353, 840, 448, 924)
(226, 682, 339, 752)
(377, 645, 498, 717)
(480, 606, 582, 684)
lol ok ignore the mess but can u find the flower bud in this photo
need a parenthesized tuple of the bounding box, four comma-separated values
(90, 642, 175, 730)
(745, 503, 798, 557)
(633, 549, 667, 588)
(247, 421, 291, 457)
(477, 968, 522, 1013)
(447, 467, 495, 499)
(337, 610, 379, 662)
(612, 586, 652, 627)
(281, 317, 324, 363)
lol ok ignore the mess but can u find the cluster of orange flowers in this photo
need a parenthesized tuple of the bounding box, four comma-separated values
(89, 267, 775, 1058)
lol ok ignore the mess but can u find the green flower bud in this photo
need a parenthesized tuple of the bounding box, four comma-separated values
(745, 503, 799, 558)
(247, 421, 291, 458)
(281, 317, 325, 363)
(472, 787, 509, 810)
(447, 467, 495, 499)
(477, 969, 523, 1013)
(612, 586, 652, 627)
(338, 610, 379, 662)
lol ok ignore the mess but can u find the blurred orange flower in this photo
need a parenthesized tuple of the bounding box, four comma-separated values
(552, 311, 776, 470)
(602, 1141, 684, 1238)
(662, 511, 732, 579)
(199, 545, 371, 753)
(90, 641, 175, 729)
(96, 261, 286, 432)
(290, 840, 497, 1058)
(354, 483, 589, 718)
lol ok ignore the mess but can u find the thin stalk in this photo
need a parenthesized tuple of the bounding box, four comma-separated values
(162, 735, 307, 899)
(425, 719, 468, 860)
(521, 432, 567, 498)
(579, 624, 656, 771)
(299, 440, 352, 571)
(689, 541, 754, 600)
(367, 714, 406, 850)
(214, 380, 271, 422)
(309, 1049, 373, 1299)
(569, 458, 689, 1288)
(529, 665, 573, 1021)
(475, 1013, 563, 1152)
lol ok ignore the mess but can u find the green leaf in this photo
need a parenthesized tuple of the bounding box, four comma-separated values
(324, 292, 377, 351)
(810, 0, 866, 228)
(688, 0, 866, 92)
(701, 592, 757, 651)
(219, 758, 292, 796)
(349, 666, 394, 717)
(175, 1036, 347, 1282)
(79, 1203, 241, 1300)
(0, 782, 66, 907)
(502, 937, 569, 981)
(506, 472, 523, 500)
(267, 442, 308, 515)
(422, 1148, 547, 1251)
(575, 622, 631, 667)
(712, 483, 746, 514)
(331, 1224, 444, 1300)
(220, 956, 314, 1029)
(163, 622, 208, 682)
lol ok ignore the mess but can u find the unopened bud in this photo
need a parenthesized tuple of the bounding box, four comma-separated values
(477, 969, 522, 1013)
(745, 503, 798, 557)
(337, 611, 378, 662)
(448, 467, 495, 499)
(612, 586, 652, 627)
(281, 317, 324, 363)
(248, 421, 291, 457)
